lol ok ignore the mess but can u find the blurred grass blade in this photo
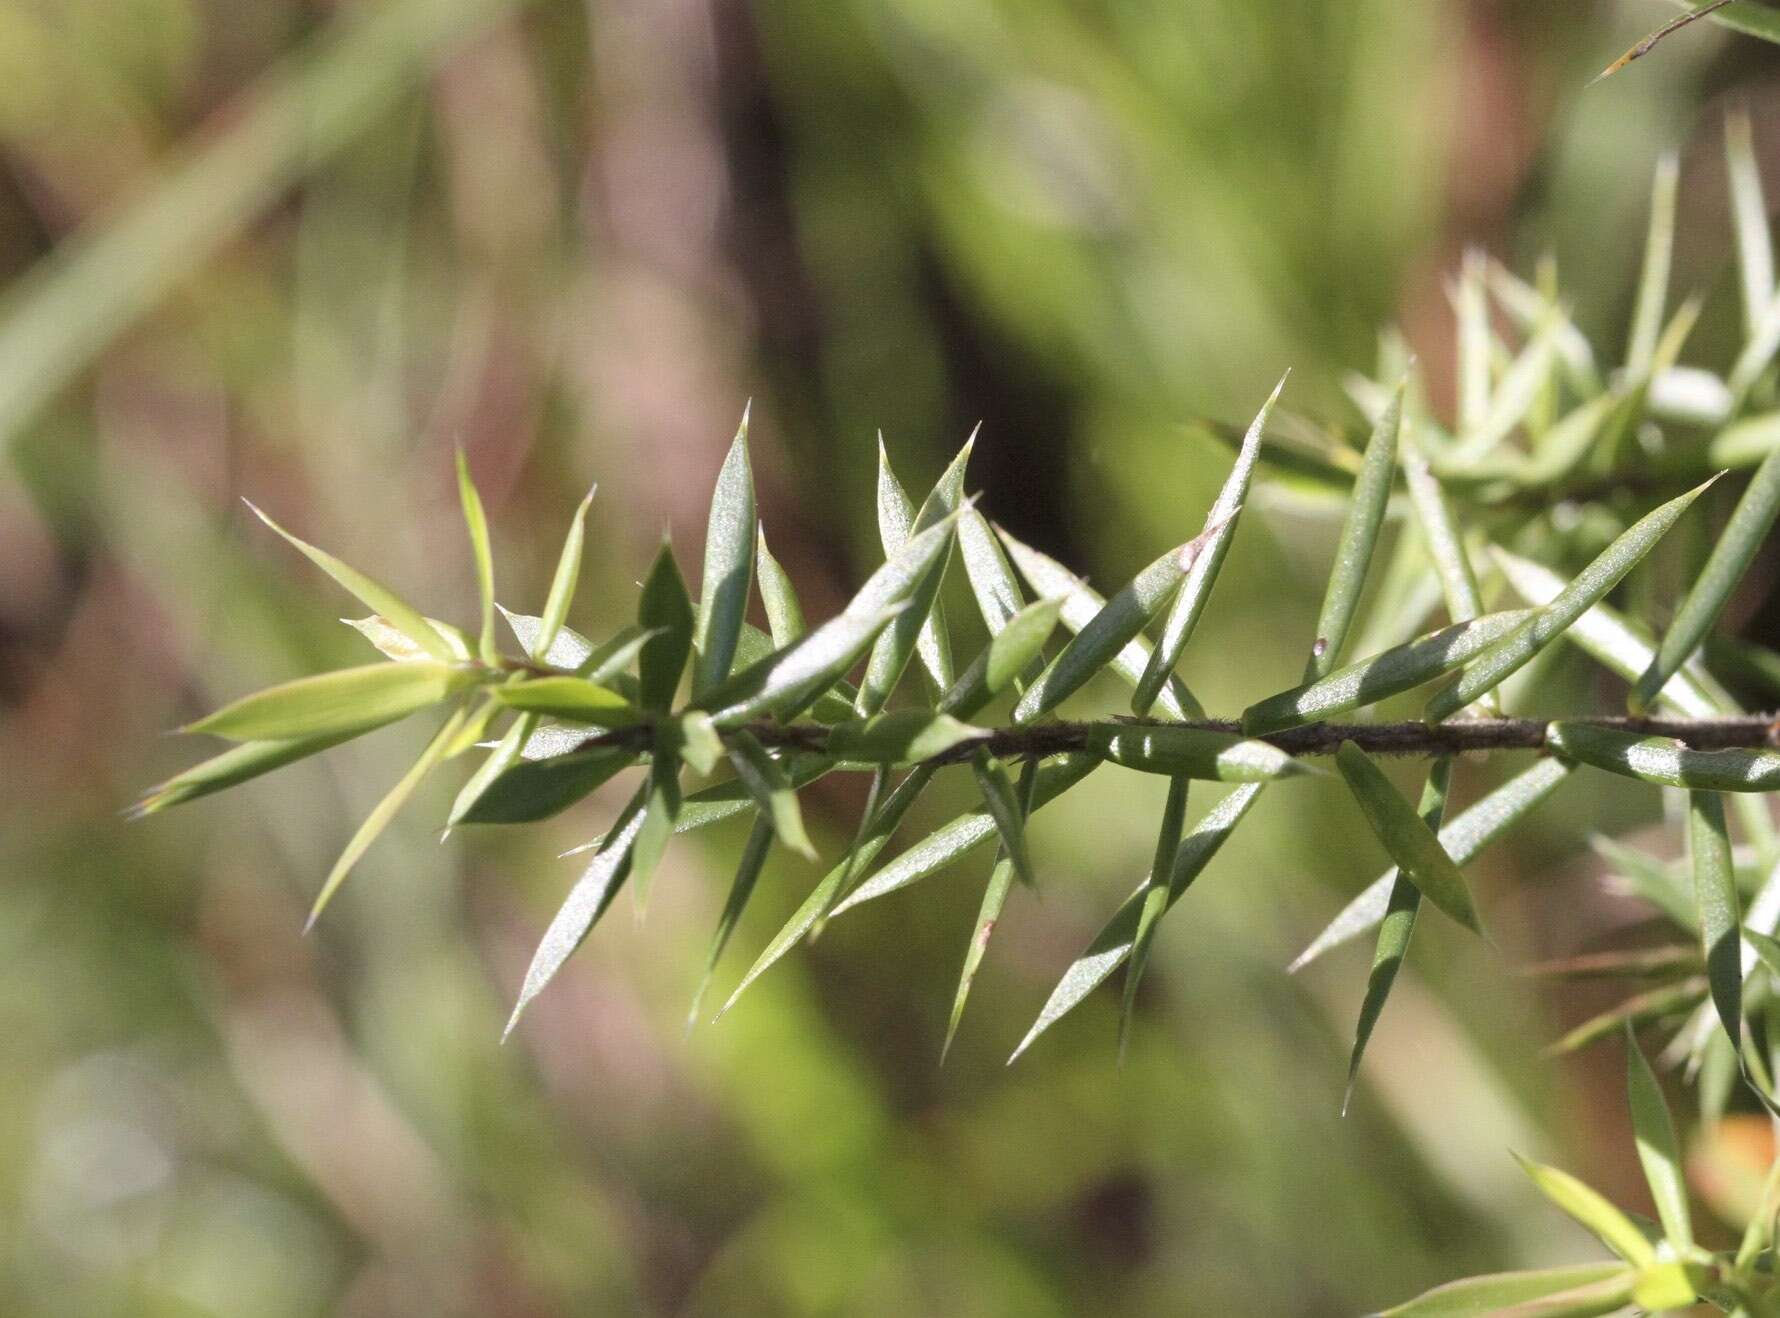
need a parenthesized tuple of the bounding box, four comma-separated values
(245, 500, 454, 662)
(1010, 783, 1264, 1063)
(188, 661, 471, 741)
(1133, 374, 1284, 714)
(638, 539, 694, 712)
(455, 450, 498, 665)
(493, 677, 637, 725)
(1446, 315, 1561, 466)
(958, 506, 1026, 636)
(1627, 154, 1678, 375)
(755, 529, 806, 647)
(504, 786, 649, 1038)
(1512, 1153, 1655, 1267)
(1119, 776, 1189, 1058)
(307, 704, 470, 929)
(1289, 757, 1572, 972)
(1689, 789, 1743, 1043)
(1545, 979, 1707, 1056)
(971, 754, 1034, 888)
(1335, 744, 1479, 934)
(692, 409, 756, 696)
(1345, 759, 1450, 1111)
(1242, 610, 1535, 735)
(0, 0, 536, 456)
(1632, 445, 1780, 712)
(1625, 1027, 1693, 1249)
(724, 731, 816, 859)
(827, 710, 987, 763)
(130, 718, 400, 817)
(1401, 444, 1487, 660)
(460, 744, 633, 824)
(1427, 479, 1714, 720)
(1379, 1263, 1632, 1317)
(345, 614, 471, 664)
(688, 814, 775, 1030)
(1592, 834, 1697, 929)
(1730, 282, 1780, 412)
(1457, 249, 1491, 435)
(1546, 722, 1780, 792)
(1303, 382, 1400, 681)
(1747, 926, 1780, 981)
(1088, 724, 1307, 782)
(999, 525, 1201, 719)
(1521, 946, 1698, 980)
(535, 486, 596, 661)
(1728, 105, 1774, 337)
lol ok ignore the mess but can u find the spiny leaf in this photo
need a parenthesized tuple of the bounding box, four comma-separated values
(985, 596, 1063, 696)
(1088, 724, 1308, 783)
(1378, 1263, 1633, 1317)
(1289, 757, 1572, 972)
(129, 719, 401, 817)
(827, 710, 987, 763)
(1119, 776, 1189, 1058)
(505, 786, 649, 1038)
(456, 449, 499, 665)
(1544, 978, 1707, 1056)
(307, 705, 470, 929)
(345, 614, 471, 663)
(944, 856, 1016, 1062)
(1728, 104, 1774, 338)
(1304, 384, 1400, 682)
(638, 539, 694, 712)
(1546, 721, 1780, 792)
(692, 410, 756, 696)
(460, 744, 634, 824)
(724, 730, 816, 860)
(1625, 1026, 1692, 1249)
(1009, 783, 1264, 1062)
(1632, 443, 1780, 712)
(1241, 610, 1536, 735)
(998, 526, 1201, 719)
(957, 505, 1025, 635)
(628, 754, 682, 916)
(970, 753, 1034, 888)
(1426, 479, 1715, 720)
(688, 814, 774, 1031)
(755, 528, 806, 647)
(187, 662, 474, 742)
(493, 676, 638, 724)
(1512, 1153, 1655, 1267)
(447, 708, 538, 829)
(1335, 743, 1480, 934)
(1401, 443, 1486, 626)
(534, 485, 596, 661)
(245, 500, 455, 662)
(1132, 374, 1284, 714)
(1690, 789, 1743, 1044)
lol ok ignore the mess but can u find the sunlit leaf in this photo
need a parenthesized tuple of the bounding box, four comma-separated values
(1625, 1026, 1693, 1249)
(1627, 154, 1678, 376)
(971, 753, 1034, 888)
(1512, 1153, 1655, 1267)
(455, 449, 499, 665)
(1089, 723, 1308, 782)
(692, 410, 756, 696)
(1335, 743, 1479, 934)
(724, 730, 816, 860)
(1546, 721, 1780, 793)
(638, 539, 694, 712)
(492, 676, 638, 725)
(187, 661, 474, 741)
(534, 485, 596, 662)
(1690, 789, 1743, 1044)
(1119, 775, 1189, 1056)
(344, 613, 471, 663)
(1401, 443, 1485, 625)
(958, 505, 1025, 636)
(129, 718, 401, 817)
(1378, 1263, 1632, 1317)
(755, 528, 806, 648)
(1728, 105, 1774, 337)
(1304, 382, 1400, 680)
(944, 855, 1015, 1062)
(499, 606, 592, 671)
(826, 709, 987, 763)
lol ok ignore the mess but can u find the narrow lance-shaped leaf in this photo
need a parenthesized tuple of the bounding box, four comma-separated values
(1378, 1264, 1634, 1318)
(724, 730, 816, 860)
(1545, 979, 1707, 1057)
(638, 539, 694, 712)
(1627, 153, 1678, 378)
(1729, 278, 1780, 413)
(187, 662, 475, 742)
(998, 526, 1201, 719)
(1632, 444, 1780, 712)
(447, 708, 538, 829)
(534, 484, 596, 661)
(687, 813, 774, 1030)
(129, 717, 403, 817)
(1728, 105, 1774, 339)
(1289, 757, 1572, 972)
(493, 676, 638, 724)
(1402, 443, 1485, 623)
(1119, 776, 1189, 1058)
(1345, 758, 1451, 1112)
(307, 705, 471, 930)
(460, 744, 634, 825)
(755, 528, 806, 647)
(1546, 721, 1780, 793)
(691, 409, 755, 695)
(504, 785, 649, 1038)
(957, 505, 1025, 636)
(1132, 374, 1284, 714)
(1426, 478, 1715, 720)
(826, 710, 987, 763)
(628, 753, 682, 917)
(1335, 743, 1480, 934)
(500, 605, 591, 670)
(345, 614, 471, 663)
(1009, 782, 1265, 1063)
(970, 753, 1034, 888)
(1241, 609, 1535, 735)
(942, 758, 1038, 1060)
(938, 597, 1065, 719)
(1512, 1153, 1655, 1268)
(1690, 789, 1742, 1045)
(1088, 724, 1308, 783)
(456, 449, 499, 665)
(1304, 382, 1400, 681)
(1625, 1026, 1692, 1250)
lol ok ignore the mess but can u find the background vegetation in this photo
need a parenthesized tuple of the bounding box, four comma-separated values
(4, 1, 1779, 1313)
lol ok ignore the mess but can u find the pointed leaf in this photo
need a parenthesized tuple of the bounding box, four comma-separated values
(755, 528, 806, 647)
(1513, 1153, 1655, 1267)
(688, 813, 774, 1029)
(1546, 721, 1780, 792)
(957, 505, 1025, 635)
(1690, 789, 1743, 1044)
(1089, 723, 1308, 783)
(724, 731, 816, 860)
(986, 596, 1063, 695)
(629, 755, 681, 914)
(1545, 979, 1707, 1056)
(1627, 154, 1678, 377)
(692, 412, 756, 695)
(447, 708, 538, 828)
(970, 753, 1034, 888)
(638, 540, 694, 712)
(345, 614, 471, 663)
(534, 485, 595, 661)
(493, 676, 638, 725)
(129, 718, 399, 817)
(460, 744, 634, 824)
(456, 450, 499, 665)
(1335, 743, 1480, 934)
(1303, 383, 1400, 680)
(1379, 1264, 1633, 1317)
(1401, 444, 1485, 624)
(1120, 776, 1189, 1056)
(1728, 105, 1774, 338)
(500, 605, 592, 670)
(1625, 1027, 1693, 1249)
(187, 662, 473, 742)
(944, 855, 1016, 1062)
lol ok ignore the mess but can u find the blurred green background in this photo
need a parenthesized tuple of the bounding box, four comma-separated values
(2, 1, 1777, 1313)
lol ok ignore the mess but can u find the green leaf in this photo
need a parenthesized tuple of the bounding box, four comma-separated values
(187, 661, 474, 741)
(1088, 724, 1308, 783)
(943, 855, 1016, 1062)
(755, 528, 806, 648)
(1513, 1153, 1655, 1267)
(307, 705, 471, 928)
(1303, 382, 1400, 681)
(629, 755, 682, 915)
(970, 754, 1034, 888)
(985, 596, 1063, 696)
(692, 410, 756, 695)
(724, 731, 816, 860)
(1289, 757, 1572, 972)
(1445, 314, 1563, 466)
(826, 710, 987, 763)
(1728, 105, 1773, 337)
(687, 814, 775, 1030)
(1378, 1263, 1632, 1317)
(446, 709, 538, 829)
(1627, 154, 1678, 378)
(1690, 789, 1743, 1044)
(1241, 610, 1536, 735)
(1426, 479, 1714, 720)
(1457, 248, 1492, 436)
(1628, 1260, 1695, 1313)
(1545, 721, 1780, 792)
(460, 743, 634, 824)
(671, 711, 724, 777)
(856, 435, 970, 711)
(1625, 1026, 1693, 1250)
(1401, 444, 1486, 626)
(1732, 276, 1780, 414)
(504, 785, 649, 1037)
(1746, 926, 1780, 981)
(1544, 979, 1707, 1056)
(534, 485, 596, 661)
(129, 718, 401, 817)
(1632, 444, 1780, 712)
(1345, 758, 1451, 1111)
(498, 606, 592, 670)
(1119, 776, 1189, 1057)
(244, 500, 455, 662)
(1335, 743, 1480, 934)
(1132, 375, 1284, 714)
(492, 677, 638, 725)
(1009, 783, 1264, 1062)
(1591, 834, 1697, 930)
(456, 449, 499, 665)
(344, 614, 471, 663)
(638, 539, 694, 712)
(957, 505, 1026, 636)
(998, 526, 1201, 719)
